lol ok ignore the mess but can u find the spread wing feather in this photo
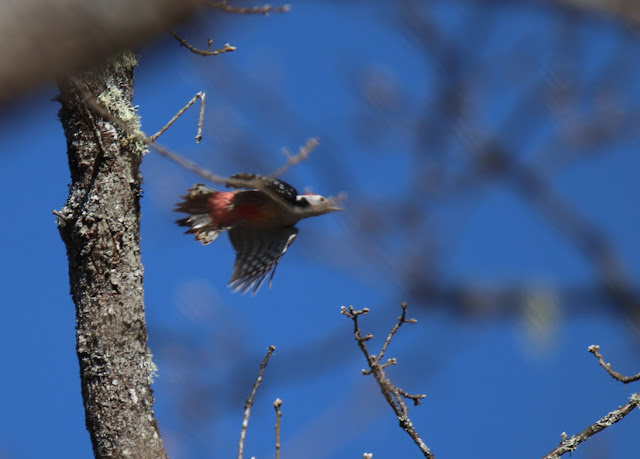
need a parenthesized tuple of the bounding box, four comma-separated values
(227, 226, 298, 295)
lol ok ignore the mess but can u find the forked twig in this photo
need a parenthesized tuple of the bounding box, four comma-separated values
(341, 302, 432, 458)
(588, 345, 640, 383)
(238, 345, 277, 459)
(169, 32, 236, 56)
(378, 301, 417, 362)
(71, 78, 227, 184)
(148, 91, 206, 143)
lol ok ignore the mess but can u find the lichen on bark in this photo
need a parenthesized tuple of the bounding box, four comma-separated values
(56, 51, 166, 459)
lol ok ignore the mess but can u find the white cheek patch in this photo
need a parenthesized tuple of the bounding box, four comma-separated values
(299, 194, 325, 205)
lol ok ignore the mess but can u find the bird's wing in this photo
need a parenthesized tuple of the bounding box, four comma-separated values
(228, 173, 299, 209)
(227, 226, 299, 295)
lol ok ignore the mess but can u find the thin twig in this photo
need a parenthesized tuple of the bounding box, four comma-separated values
(68, 79, 345, 209)
(274, 398, 282, 459)
(238, 345, 277, 459)
(270, 137, 319, 177)
(341, 303, 432, 458)
(541, 393, 640, 459)
(148, 91, 206, 143)
(588, 345, 640, 383)
(69, 76, 226, 183)
(378, 301, 417, 361)
(210, 1, 291, 15)
(169, 32, 236, 56)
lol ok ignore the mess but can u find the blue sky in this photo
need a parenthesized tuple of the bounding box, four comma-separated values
(1, 2, 639, 458)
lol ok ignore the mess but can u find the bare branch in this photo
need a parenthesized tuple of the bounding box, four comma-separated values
(271, 137, 319, 177)
(149, 91, 206, 143)
(70, 81, 228, 184)
(341, 303, 432, 458)
(210, 1, 290, 15)
(238, 345, 277, 459)
(65, 82, 281, 183)
(169, 32, 236, 56)
(588, 345, 640, 383)
(541, 393, 640, 459)
(71, 81, 345, 208)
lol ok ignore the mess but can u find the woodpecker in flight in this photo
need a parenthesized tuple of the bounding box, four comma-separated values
(175, 173, 342, 294)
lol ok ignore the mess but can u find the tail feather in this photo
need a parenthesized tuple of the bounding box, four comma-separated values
(174, 183, 214, 214)
(175, 184, 222, 245)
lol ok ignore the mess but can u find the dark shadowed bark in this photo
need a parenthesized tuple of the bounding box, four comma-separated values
(55, 51, 167, 459)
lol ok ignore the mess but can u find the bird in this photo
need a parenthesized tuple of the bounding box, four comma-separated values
(175, 173, 342, 294)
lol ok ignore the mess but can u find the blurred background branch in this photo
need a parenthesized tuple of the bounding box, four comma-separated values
(550, 0, 640, 25)
(0, 0, 204, 102)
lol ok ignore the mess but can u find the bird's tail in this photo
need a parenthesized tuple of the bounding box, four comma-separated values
(175, 183, 222, 245)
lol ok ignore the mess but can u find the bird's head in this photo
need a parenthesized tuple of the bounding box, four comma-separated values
(295, 193, 344, 217)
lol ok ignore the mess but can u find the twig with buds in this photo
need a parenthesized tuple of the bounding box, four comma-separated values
(273, 398, 282, 459)
(588, 345, 640, 383)
(169, 32, 236, 56)
(341, 302, 432, 458)
(541, 344, 640, 458)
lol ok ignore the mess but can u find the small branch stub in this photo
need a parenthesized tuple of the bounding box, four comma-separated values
(274, 398, 283, 459)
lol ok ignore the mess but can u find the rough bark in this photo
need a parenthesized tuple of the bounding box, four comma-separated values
(55, 51, 166, 459)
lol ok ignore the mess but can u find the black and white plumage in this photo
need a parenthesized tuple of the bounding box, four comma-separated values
(175, 174, 342, 295)
(228, 226, 299, 294)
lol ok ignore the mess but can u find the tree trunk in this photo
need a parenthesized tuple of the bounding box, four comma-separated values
(55, 51, 167, 459)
